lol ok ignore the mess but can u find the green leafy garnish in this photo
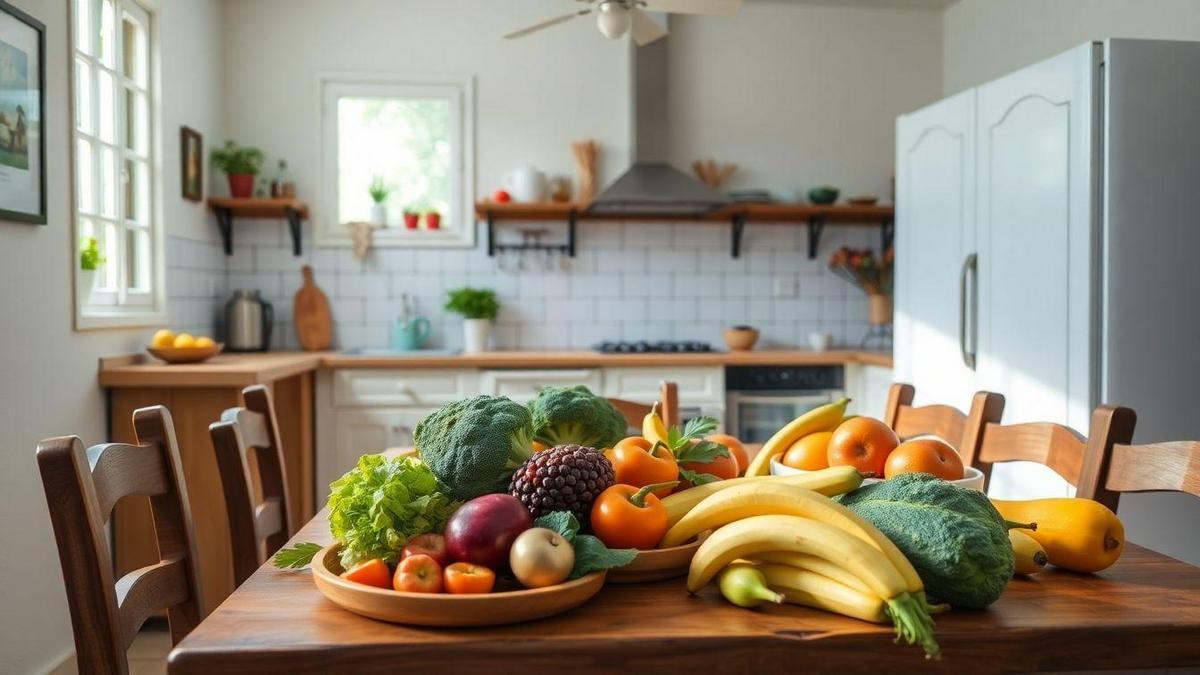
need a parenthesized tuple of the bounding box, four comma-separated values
(534, 511, 636, 579)
(328, 454, 460, 568)
(678, 467, 721, 487)
(272, 542, 322, 570)
(663, 415, 731, 470)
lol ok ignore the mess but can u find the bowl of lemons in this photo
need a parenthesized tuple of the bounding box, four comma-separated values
(147, 329, 223, 364)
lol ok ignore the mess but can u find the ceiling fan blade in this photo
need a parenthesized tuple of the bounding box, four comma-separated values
(630, 9, 668, 46)
(503, 10, 591, 40)
(641, 0, 742, 16)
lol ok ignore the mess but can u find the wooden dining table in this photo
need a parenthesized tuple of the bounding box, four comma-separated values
(168, 499, 1200, 674)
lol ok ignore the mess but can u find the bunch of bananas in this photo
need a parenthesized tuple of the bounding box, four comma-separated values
(675, 478, 941, 658)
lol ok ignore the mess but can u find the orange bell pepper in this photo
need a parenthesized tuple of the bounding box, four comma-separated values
(610, 437, 679, 497)
(590, 481, 677, 550)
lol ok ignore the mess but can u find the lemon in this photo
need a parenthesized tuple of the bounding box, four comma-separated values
(151, 329, 176, 348)
(173, 333, 196, 349)
(195, 336, 216, 348)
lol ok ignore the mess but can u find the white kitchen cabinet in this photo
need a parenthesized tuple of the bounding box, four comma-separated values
(602, 367, 724, 404)
(332, 368, 478, 407)
(894, 90, 977, 410)
(323, 408, 437, 497)
(480, 369, 602, 403)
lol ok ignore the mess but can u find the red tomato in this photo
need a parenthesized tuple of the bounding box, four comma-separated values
(340, 558, 391, 589)
(492, 189, 512, 203)
(393, 554, 444, 593)
(444, 562, 496, 594)
(402, 533, 449, 567)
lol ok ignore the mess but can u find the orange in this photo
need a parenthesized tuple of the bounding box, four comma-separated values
(781, 431, 833, 470)
(884, 438, 965, 480)
(706, 434, 749, 475)
(826, 417, 899, 478)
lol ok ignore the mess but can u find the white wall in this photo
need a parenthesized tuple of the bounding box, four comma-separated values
(668, 0, 943, 199)
(0, 0, 224, 672)
(943, 0, 1200, 93)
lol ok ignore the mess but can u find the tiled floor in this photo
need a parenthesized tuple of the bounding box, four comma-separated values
(50, 623, 169, 675)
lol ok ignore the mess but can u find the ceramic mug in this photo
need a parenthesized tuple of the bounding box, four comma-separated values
(392, 317, 431, 351)
(807, 332, 833, 352)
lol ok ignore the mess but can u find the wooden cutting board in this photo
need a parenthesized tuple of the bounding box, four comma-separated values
(293, 265, 332, 351)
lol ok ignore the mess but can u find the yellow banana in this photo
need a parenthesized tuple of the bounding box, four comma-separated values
(661, 465, 862, 529)
(660, 482, 924, 598)
(756, 563, 887, 623)
(743, 398, 850, 477)
(689, 515, 939, 657)
(641, 403, 669, 448)
(1010, 529, 1048, 575)
(752, 551, 873, 595)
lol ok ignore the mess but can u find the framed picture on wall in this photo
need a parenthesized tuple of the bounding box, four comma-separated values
(0, 0, 46, 224)
(181, 126, 203, 201)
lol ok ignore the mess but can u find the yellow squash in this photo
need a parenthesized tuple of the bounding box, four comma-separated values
(1008, 529, 1048, 575)
(992, 498, 1124, 573)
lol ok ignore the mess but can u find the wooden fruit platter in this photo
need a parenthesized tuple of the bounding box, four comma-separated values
(311, 544, 606, 627)
(607, 536, 706, 583)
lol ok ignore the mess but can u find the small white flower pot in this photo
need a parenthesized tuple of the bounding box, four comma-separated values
(77, 268, 97, 304)
(462, 319, 492, 354)
(370, 203, 388, 226)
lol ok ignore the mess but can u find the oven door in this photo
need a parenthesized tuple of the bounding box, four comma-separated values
(726, 391, 841, 444)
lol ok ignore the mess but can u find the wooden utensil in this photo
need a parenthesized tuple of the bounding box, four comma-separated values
(293, 266, 332, 351)
(572, 139, 599, 204)
(311, 544, 606, 626)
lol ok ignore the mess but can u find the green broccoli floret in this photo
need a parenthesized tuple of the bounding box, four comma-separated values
(414, 395, 535, 500)
(528, 385, 628, 449)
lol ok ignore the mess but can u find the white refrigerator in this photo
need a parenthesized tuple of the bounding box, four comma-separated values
(894, 39, 1200, 563)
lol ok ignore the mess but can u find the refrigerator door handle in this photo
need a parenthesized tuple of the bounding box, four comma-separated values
(959, 253, 978, 370)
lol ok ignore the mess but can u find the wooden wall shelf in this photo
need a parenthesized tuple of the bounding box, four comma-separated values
(209, 198, 309, 256)
(474, 201, 894, 259)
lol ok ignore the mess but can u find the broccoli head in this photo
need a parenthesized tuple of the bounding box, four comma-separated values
(414, 395, 535, 501)
(528, 385, 628, 449)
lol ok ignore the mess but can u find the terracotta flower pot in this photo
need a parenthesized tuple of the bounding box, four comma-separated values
(403, 213, 420, 230)
(868, 294, 893, 326)
(425, 212, 441, 230)
(227, 173, 255, 199)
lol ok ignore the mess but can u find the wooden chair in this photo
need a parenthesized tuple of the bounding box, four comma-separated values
(209, 385, 294, 587)
(37, 406, 204, 674)
(608, 381, 680, 430)
(883, 383, 1006, 469)
(975, 405, 1137, 506)
(1081, 418, 1200, 511)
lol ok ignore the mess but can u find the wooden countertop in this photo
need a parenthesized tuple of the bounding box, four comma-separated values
(99, 350, 892, 387)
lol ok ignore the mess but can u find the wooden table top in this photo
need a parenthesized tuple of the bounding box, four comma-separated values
(169, 507, 1200, 674)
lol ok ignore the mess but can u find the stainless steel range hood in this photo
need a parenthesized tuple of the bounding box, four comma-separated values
(586, 25, 732, 217)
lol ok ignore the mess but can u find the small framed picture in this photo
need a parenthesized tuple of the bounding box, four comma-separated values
(181, 126, 203, 202)
(0, 0, 46, 224)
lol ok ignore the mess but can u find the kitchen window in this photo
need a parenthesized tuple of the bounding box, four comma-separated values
(71, 0, 164, 328)
(318, 74, 475, 248)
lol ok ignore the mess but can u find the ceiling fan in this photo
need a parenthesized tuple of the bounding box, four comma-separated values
(504, 0, 742, 47)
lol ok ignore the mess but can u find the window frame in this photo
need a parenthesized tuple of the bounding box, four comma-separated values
(316, 72, 476, 249)
(70, 0, 166, 330)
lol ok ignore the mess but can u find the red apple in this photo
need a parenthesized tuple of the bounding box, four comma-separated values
(444, 494, 532, 569)
(492, 189, 512, 203)
(402, 533, 449, 567)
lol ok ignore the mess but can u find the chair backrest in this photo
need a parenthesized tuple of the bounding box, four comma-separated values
(1090, 435, 1200, 508)
(883, 383, 1006, 469)
(209, 384, 293, 587)
(977, 404, 1136, 506)
(37, 406, 204, 674)
(608, 381, 680, 431)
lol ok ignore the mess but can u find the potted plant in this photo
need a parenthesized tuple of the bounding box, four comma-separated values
(828, 247, 894, 347)
(211, 141, 264, 198)
(78, 236, 105, 302)
(425, 210, 442, 230)
(368, 176, 389, 225)
(403, 209, 420, 230)
(445, 287, 499, 353)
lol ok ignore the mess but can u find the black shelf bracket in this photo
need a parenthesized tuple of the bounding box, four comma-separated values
(807, 216, 827, 260)
(214, 206, 234, 255)
(567, 209, 578, 257)
(285, 207, 303, 256)
(485, 208, 577, 258)
(730, 213, 747, 258)
(486, 210, 496, 257)
(880, 216, 895, 251)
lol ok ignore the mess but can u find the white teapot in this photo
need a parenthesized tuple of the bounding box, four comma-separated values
(505, 166, 548, 203)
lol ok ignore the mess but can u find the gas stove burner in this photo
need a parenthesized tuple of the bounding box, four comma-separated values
(594, 340, 715, 354)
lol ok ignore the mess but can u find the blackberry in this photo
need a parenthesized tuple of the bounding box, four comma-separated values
(509, 444, 615, 522)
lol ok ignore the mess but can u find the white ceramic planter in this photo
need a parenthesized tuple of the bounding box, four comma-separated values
(370, 203, 388, 226)
(462, 318, 492, 353)
(77, 268, 96, 305)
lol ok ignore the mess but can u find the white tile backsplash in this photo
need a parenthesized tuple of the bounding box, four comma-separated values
(165, 219, 876, 351)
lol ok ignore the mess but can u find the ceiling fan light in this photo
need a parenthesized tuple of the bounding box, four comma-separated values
(596, 2, 632, 39)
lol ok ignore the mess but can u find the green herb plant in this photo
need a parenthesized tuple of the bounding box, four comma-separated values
(368, 176, 390, 204)
(657, 416, 731, 487)
(210, 140, 265, 176)
(534, 511, 637, 579)
(80, 236, 106, 270)
(444, 287, 500, 321)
